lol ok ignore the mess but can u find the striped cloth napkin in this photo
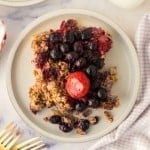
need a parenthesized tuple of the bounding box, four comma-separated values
(89, 13, 150, 150)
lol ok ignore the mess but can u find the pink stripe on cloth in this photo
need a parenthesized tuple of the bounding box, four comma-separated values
(89, 13, 150, 150)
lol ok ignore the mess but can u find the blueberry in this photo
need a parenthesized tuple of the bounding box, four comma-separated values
(81, 28, 92, 40)
(97, 88, 107, 100)
(60, 43, 70, 53)
(50, 32, 62, 43)
(70, 64, 77, 72)
(64, 31, 75, 43)
(65, 52, 79, 63)
(49, 115, 61, 124)
(86, 65, 98, 77)
(83, 50, 94, 63)
(93, 58, 105, 69)
(75, 57, 87, 69)
(74, 30, 82, 40)
(97, 72, 107, 81)
(87, 41, 98, 51)
(73, 42, 84, 55)
(59, 122, 73, 132)
(75, 101, 87, 112)
(91, 80, 100, 90)
(88, 98, 100, 108)
(79, 119, 90, 131)
(49, 47, 63, 61)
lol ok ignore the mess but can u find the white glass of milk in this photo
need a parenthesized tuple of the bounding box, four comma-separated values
(109, 0, 145, 9)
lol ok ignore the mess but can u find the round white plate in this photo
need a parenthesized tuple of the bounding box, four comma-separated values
(6, 9, 140, 142)
(0, 0, 46, 7)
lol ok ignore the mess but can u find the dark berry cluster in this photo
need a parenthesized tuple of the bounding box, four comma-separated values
(36, 19, 113, 134)
(69, 86, 107, 112)
(49, 115, 99, 133)
(34, 20, 111, 81)
(49, 115, 72, 133)
(35, 19, 112, 109)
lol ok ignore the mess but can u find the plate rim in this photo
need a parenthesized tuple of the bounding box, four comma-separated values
(0, 0, 46, 7)
(6, 9, 140, 142)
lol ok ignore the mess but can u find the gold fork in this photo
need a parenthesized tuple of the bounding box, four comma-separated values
(0, 122, 21, 150)
(12, 137, 46, 150)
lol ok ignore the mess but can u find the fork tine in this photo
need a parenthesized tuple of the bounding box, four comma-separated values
(5, 122, 16, 131)
(31, 143, 46, 150)
(7, 133, 22, 149)
(2, 133, 14, 146)
(22, 141, 44, 150)
(2, 124, 20, 146)
(40, 148, 48, 150)
(0, 130, 12, 143)
(0, 122, 15, 138)
(5, 122, 15, 129)
(3, 128, 21, 146)
(15, 137, 40, 149)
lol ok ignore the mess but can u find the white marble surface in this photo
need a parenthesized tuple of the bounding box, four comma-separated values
(0, 0, 150, 149)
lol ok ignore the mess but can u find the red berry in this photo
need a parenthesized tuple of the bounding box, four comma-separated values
(98, 35, 112, 55)
(66, 71, 90, 99)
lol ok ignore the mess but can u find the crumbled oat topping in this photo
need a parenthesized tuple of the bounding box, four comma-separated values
(29, 60, 71, 113)
(89, 116, 99, 125)
(31, 31, 50, 53)
(76, 128, 86, 135)
(29, 19, 120, 134)
(104, 111, 113, 123)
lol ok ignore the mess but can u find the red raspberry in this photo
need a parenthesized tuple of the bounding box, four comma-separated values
(98, 35, 112, 55)
(66, 71, 90, 99)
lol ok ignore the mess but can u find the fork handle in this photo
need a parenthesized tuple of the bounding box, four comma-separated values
(0, 144, 9, 150)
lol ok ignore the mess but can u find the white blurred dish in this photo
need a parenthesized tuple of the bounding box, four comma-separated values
(109, 0, 145, 9)
(0, 0, 46, 7)
(6, 9, 140, 142)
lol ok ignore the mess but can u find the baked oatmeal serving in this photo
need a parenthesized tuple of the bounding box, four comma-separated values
(29, 19, 119, 134)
